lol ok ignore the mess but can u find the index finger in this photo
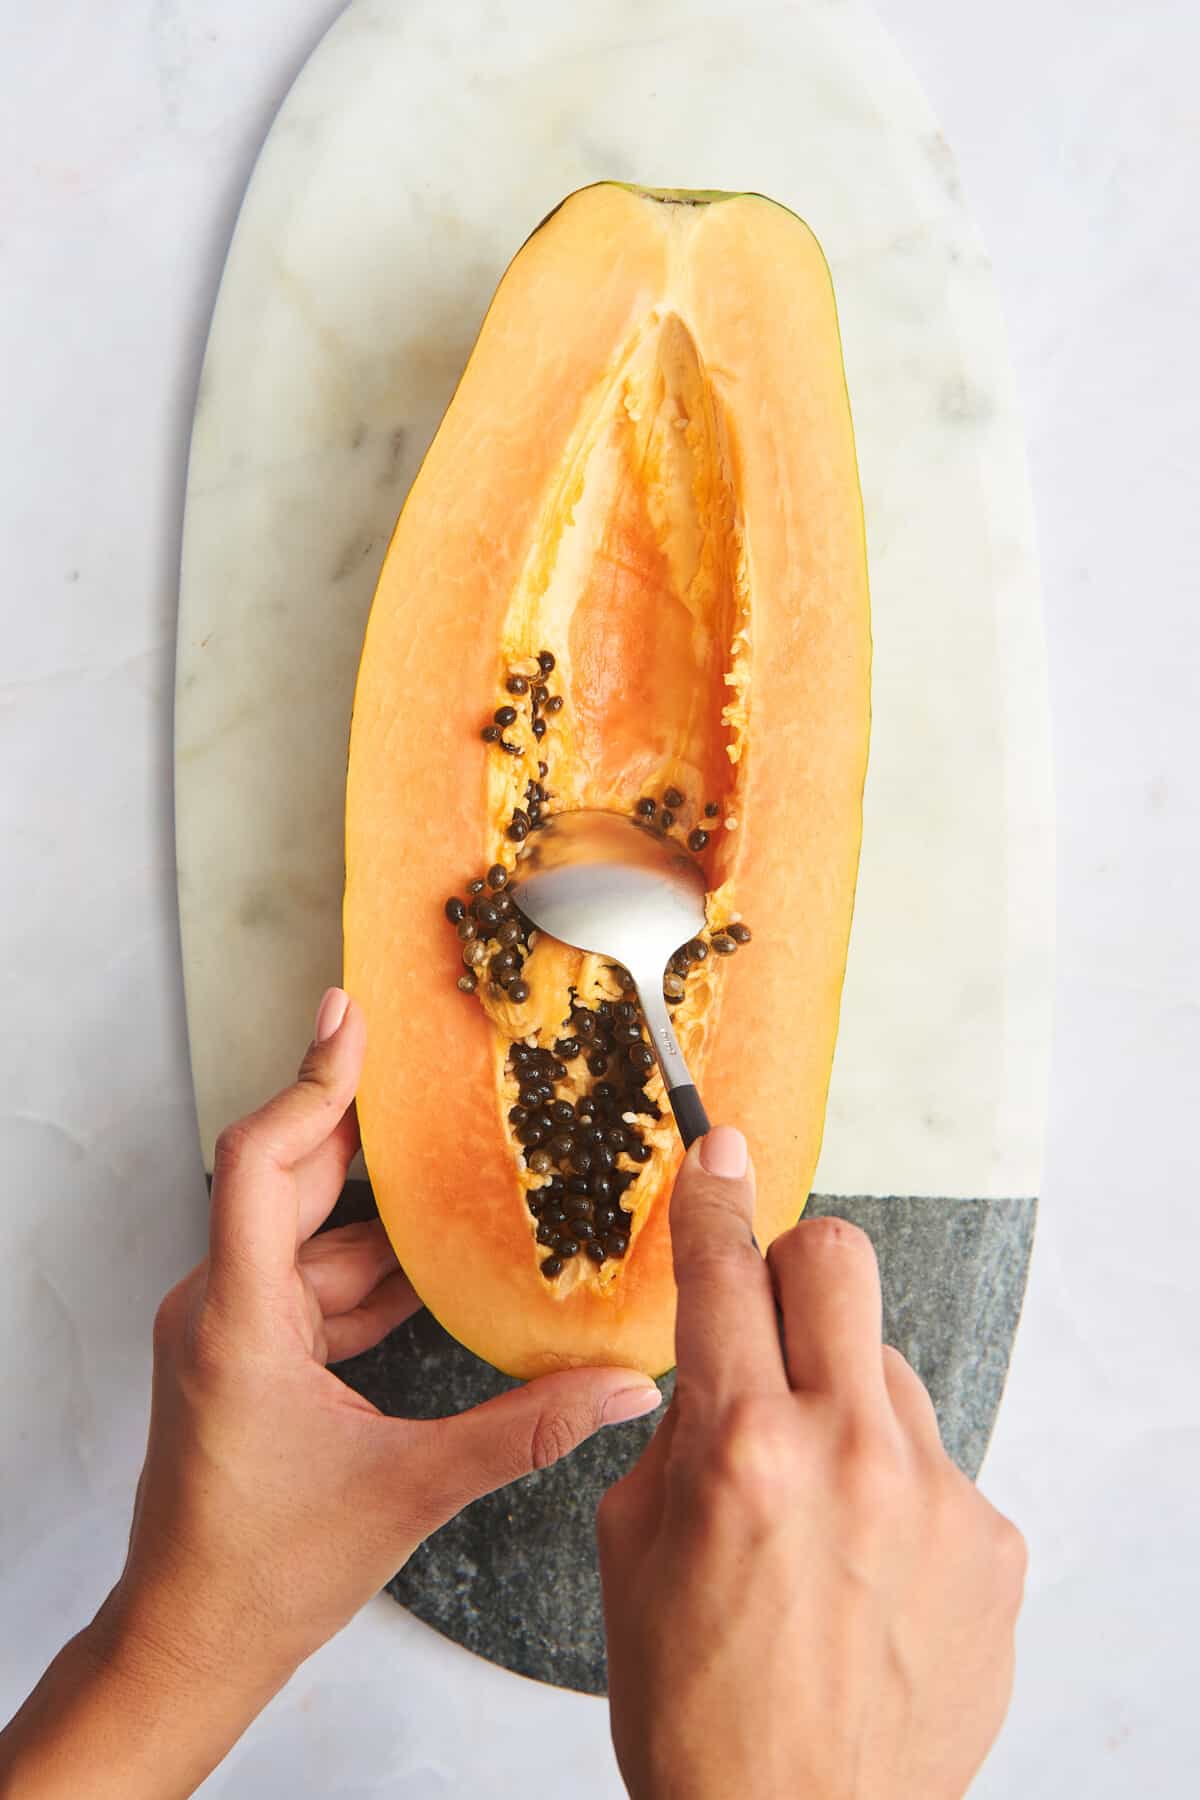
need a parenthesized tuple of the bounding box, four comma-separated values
(670, 1127, 788, 1406)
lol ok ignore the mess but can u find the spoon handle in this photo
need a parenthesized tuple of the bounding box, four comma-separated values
(636, 978, 712, 1149)
(668, 1083, 711, 1149)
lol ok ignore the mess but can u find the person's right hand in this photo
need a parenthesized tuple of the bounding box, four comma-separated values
(598, 1127, 1027, 1800)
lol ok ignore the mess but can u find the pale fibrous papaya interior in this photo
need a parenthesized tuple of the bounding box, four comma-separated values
(444, 309, 752, 1294)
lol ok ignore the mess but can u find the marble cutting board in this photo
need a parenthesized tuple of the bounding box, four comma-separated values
(175, 0, 1052, 1693)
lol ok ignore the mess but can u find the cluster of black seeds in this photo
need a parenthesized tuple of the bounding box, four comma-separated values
(446, 651, 569, 998)
(657, 920, 753, 1007)
(444, 863, 536, 1003)
(628, 785, 753, 1001)
(475, 650, 564, 848)
(479, 650, 561, 763)
(666, 920, 752, 987)
(508, 1004, 662, 1278)
(631, 784, 731, 852)
(454, 660, 757, 1279)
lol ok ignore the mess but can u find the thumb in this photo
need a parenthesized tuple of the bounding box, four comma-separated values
(406, 1368, 663, 1530)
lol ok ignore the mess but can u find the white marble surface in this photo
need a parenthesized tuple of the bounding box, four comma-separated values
(176, 0, 1052, 1202)
(2, 2, 1198, 1796)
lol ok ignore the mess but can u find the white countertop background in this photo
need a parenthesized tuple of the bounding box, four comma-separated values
(2, 2, 1197, 1795)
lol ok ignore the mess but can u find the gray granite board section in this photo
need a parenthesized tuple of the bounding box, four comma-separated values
(332, 1189, 1035, 1696)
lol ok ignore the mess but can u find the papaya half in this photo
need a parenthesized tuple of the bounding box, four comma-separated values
(344, 183, 870, 1378)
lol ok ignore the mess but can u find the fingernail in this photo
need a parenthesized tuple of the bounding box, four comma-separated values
(699, 1126, 748, 1179)
(314, 987, 349, 1044)
(602, 1384, 663, 1426)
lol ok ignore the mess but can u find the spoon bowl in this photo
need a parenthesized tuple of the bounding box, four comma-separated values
(511, 810, 711, 1146)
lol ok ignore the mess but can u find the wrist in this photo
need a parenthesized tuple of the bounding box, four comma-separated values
(0, 1586, 295, 1800)
(92, 1571, 297, 1713)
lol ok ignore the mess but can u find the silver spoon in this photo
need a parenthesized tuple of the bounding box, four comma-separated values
(510, 809, 711, 1147)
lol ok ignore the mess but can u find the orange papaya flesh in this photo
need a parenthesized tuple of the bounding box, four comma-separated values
(344, 184, 870, 1378)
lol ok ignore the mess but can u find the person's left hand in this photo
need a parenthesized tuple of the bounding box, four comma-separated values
(1, 987, 660, 1799)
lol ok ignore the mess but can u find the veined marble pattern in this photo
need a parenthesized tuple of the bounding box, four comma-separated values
(176, 0, 1053, 1198)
